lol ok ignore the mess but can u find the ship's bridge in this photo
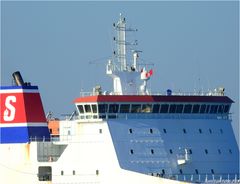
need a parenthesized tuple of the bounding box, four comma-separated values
(73, 94, 233, 121)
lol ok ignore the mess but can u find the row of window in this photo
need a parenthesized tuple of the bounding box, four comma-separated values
(150, 168, 216, 175)
(77, 103, 230, 115)
(128, 128, 224, 134)
(129, 148, 233, 155)
(60, 170, 99, 176)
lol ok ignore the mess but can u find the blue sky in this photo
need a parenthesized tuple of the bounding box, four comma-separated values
(1, 1, 239, 143)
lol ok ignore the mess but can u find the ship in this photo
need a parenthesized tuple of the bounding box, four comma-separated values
(0, 14, 239, 184)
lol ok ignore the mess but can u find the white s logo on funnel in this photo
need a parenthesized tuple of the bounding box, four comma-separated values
(4, 96, 16, 121)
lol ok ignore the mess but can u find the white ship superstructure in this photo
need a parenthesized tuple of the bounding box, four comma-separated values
(0, 14, 239, 184)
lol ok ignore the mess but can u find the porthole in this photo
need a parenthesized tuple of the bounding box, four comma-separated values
(151, 149, 154, 154)
(183, 129, 187, 134)
(211, 169, 214, 174)
(129, 129, 133, 134)
(150, 129, 153, 134)
(195, 169, 198, 174)
(130, 149, 134, 154)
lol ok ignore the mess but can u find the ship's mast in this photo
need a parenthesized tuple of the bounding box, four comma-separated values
(115, 13, 127, 71)
(107, 14, 153, 95)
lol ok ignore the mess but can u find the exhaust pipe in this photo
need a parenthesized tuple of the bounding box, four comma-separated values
(12, 71, 25, 86)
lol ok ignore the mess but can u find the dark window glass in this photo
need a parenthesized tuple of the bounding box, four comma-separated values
(99, 129, 102, 134)
(160, 104, 169, 113)
(142, 104, 152, 113)
(176, 104, 183, 113)
(150, 129, 153, 134)
(205, 105, 210, 113)
(151, 149, 154, 154)
(229, 149, 232, 154)
(179, 169, 183, 174)
(131, 104, 142, 113)
(130, 149, 134, 154)
(200, 104, 206, 113)
(92, 105, 97, 113)
(152, 104, 160, 113)
(183, 129, 187, 134)
(224, 105, 230, 113)
(77, 105, 84, 114)
(109, 104, 119, 113)
(84, 105, 91, 113)
(120, 104, 130, 113)
(218, 105, 224, 114)
(211, 169, 214, 174)
(163, 129, 167, 133)
(169, 149, 173, 154)
(218, 149, 221, 154)
(98, 104, 108, 113)
(169, 104, 177, 113)
(193, 104, 200, 113)
(210, 105, 218, 114)
(199, 129, 202, 134)
(189, 149, 192, 154)
(73, 170, 75, 175)
(220, 129, 223, 134)
(195, 169, 198, 174)
(61, 171, 64, 175)
(205, 149, 208, 154)
(162, 169, 165, 175)
(209, 129, 212, 134)
(184, 104, 192, 113)
(129, 129, 133, 134)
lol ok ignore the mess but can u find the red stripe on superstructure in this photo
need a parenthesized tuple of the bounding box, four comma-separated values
(74, 95, 234, 103)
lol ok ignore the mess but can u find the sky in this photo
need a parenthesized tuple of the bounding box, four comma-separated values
(1, 1, 239, 144)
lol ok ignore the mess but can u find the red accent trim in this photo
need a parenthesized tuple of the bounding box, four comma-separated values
(74, 95, 233, 103)
(1, 92, 46, 124)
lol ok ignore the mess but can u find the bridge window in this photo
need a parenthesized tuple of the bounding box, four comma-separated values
(184, 104, 192, 113)
(192, 104, 200, 113)
(92, 104, 97, 113)
(77, 105, 84, 114)
(169, 104, 177, 113)
(84, 105, 92, 113)
(160, 104, 169, 113)
(218, 105, 224, 114)
(152, 104, 160, 113)
(120, 104, 130, 113)
(98, 104, 108, 113)
(176, 104, 183, 113)
(224, 105, 230, 113)
(142, 104, 152, 113)
(210, 105, 218, 114)
(131, 104, 142, 113)
(205, 105, 210, 113)
(109, 104, 119, 113)
(200, 104, 206, 113)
